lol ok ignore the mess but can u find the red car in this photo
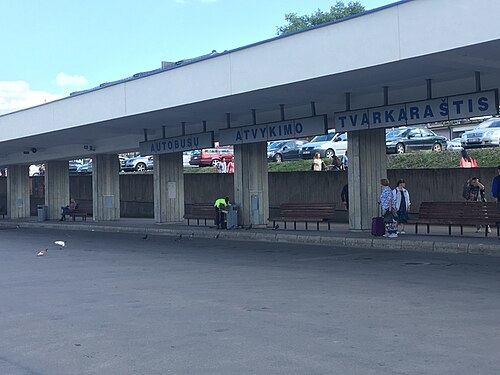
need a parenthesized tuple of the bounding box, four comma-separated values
(189, 147, 234, 167)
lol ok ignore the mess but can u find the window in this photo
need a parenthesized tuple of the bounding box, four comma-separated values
(420, 129, 435, 137)
(408, 129, 422, 138)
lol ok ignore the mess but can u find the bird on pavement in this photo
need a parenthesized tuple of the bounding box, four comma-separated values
(54, 241, 66, 249)
(37, 248, 48, 256)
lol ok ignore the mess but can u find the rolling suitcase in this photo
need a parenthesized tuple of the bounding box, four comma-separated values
(371, 217, 385, 236)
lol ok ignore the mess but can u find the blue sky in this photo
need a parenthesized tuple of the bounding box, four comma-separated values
(0, 0, 392, 114)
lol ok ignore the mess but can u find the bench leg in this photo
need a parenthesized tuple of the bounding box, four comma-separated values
(328, 222, 331, 230)
(485, 226, 488, 238)
(460, 225, 463, 235)
(284, 221, 287, 230)
(415, 224, 418, 234)
(317, 222, 320, 231)
(427, 224, 430, 234)
(294, 221, 297, 231)
(305, 222, 308, 230)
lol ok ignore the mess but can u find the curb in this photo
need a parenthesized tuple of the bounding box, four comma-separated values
(0, 221, 498, 257)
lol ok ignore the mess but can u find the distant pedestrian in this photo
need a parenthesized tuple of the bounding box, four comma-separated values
(380, 179, 397, 238)
(60, 199, 77, 221)
(460, 149, 478, 168)
(312, 152, 326, 171)
(392, 179, 411, 234)
(341, 184, 349, 210)
(226, 158, 234, 174)
(492, 165, 500, 204)
(463, 177, 490, 233)
(216, 157, 227, 173)
(341, 152, 348, 171)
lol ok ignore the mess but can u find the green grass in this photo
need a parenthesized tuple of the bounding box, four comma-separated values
(184, 148, 500, 173)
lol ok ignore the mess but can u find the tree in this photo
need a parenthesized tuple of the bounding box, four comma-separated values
(276, 1, 366, 35)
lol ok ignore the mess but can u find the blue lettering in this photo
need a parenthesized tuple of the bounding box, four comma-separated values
(409, 107, 419, 120)
(338, 116, 346, 128)
(251, 129, 258, 138)
(180, 139, 186, 148)
(187, 138, 192, 148)
(385, 110, 394, 123)
(155, 143, 161, 152)
(243, 130, 250, 140)
(452, 100, 464, 114)
(174, 140, 179, 149)
(193, 137, 199, 147)
(236, 131, 242, 141)
(269, 126, 276, 137)
(295, 122, 303, 134)
(349, 115, 358, 127)
(168, 141, 173, 150)
(439, 102, 449, 117)
(398, 108, 407, 121)
(260, 128, 266, 138)
(362, 113, 369, 126)
(162, 141, 167, 150)
(478, 97, 489, 111)
(468, 99, 473, 113)
(372, 111, 381, 124)
(284, 124, 293, 135)
(423, 105, 434, 118)
(150, 144, 155, 153)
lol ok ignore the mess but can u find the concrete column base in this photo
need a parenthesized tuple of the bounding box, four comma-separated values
(45, 161, 70, 220)
(348, 128, 387, 231)
(92, 154, 120, 221)
(154, 153, 184, 223)
(234, 143, 269, 227)
(7, 165, 30, 219)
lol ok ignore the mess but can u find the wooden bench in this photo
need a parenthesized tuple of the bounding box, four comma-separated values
(414, 202, 500, 237)
(68, 202, 93, 221)
(272, 203, 336, 230)
(184, 203, 214, 226)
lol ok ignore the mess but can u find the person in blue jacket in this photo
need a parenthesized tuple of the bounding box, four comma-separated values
(492, 165, 500, 203)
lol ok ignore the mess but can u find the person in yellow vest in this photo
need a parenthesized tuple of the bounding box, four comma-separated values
(214, 197, 229, 229)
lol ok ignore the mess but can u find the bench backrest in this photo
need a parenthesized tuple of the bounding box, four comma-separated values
(280, 203, 336, 219)
(418, 202, 499, 223)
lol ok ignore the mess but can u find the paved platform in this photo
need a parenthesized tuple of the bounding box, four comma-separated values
(0, 217, 498, 257)
(1, 227, 500, 374)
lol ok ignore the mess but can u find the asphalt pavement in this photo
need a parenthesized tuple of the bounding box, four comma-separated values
(1, 227, 499, 374)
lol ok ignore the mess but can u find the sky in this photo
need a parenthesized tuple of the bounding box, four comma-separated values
(0, 0, 392, 115)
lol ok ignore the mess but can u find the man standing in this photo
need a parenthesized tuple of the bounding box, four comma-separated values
(216, 158, 227, 173)
(214, 197, 229, 229)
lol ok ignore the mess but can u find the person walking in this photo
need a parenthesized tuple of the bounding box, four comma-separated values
(312, 152, 326, 171)
(491, 166, 500, 239)
(380, 179, 397, 238)
(392, 179, 411, 234)
(216, 157, 227, 173)
(226, 158, 234, 173)
(214, 197, 229, 229)
(460, 149, 478, 168)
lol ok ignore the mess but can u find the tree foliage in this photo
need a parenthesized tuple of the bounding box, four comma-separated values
(277, 1, 366, 35)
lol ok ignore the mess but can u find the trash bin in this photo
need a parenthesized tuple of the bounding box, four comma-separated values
(226, 205, 238, 230)
(37, 205, 47, 222)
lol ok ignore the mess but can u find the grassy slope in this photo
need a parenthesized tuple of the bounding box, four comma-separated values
(184, 148, 500, 174)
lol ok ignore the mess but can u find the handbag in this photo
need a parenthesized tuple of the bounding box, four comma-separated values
(383, 210, 395, 224)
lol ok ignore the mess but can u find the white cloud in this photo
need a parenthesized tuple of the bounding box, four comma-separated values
(0, 81, 63, 115)
(55, 72, 88, 87)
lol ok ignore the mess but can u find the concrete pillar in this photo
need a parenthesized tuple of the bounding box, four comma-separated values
(153, 153, 184, 223)
(44, 161, 70, 220)
(348, 128, 387, 231)
(7, 165, 30, 219)
(234, 142, 269, 227)
(92, 154, 120, 221)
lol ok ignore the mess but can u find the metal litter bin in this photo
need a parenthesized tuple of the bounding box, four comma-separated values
(37, 205, 47, 222)
(226, 205, 238, 230)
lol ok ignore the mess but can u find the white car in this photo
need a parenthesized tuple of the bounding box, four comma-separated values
(461, 118, 500, 148)
(299, 130, 347, 159)
(446, 138, 464, 151)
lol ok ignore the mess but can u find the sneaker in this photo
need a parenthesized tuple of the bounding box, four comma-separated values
(388, 233, 398, 238)
(383, 233, 389, 237)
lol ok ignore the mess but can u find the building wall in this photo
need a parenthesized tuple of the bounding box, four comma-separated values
(3, 167, 498, 219)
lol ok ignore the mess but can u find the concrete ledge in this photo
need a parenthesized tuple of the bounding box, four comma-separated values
(0, 221, 499, 257)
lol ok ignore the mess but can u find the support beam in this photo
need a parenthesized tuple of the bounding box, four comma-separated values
(92, 154, 120, 221)
(348, 128, 387, 231)
(45, 161, 70, 220)
(7, 165, 30, 219)
(234, 142, 269, 227)
(154, 153, 184, 223)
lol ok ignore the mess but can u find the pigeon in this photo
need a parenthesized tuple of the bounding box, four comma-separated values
(37, 248, 48, 256)
(215, 234, 219, 239)
(189, 233, 194, 239)
(272, 224, 280, 230)
(142, 235, 148, 240)
(54, 241, 65, 249)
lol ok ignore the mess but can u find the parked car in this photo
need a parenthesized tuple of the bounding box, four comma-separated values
(183, 151, 193, 167)
(77, 161, 92, 175)
(267, 139, 306, 162)
(386, 127, 446, 154)
(189, 147, 233, 167)
(446, 138, 464, 151)
(122, 155, 154, 172)
(299, 130, 347, 159)
(461, 118, 500, 148)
